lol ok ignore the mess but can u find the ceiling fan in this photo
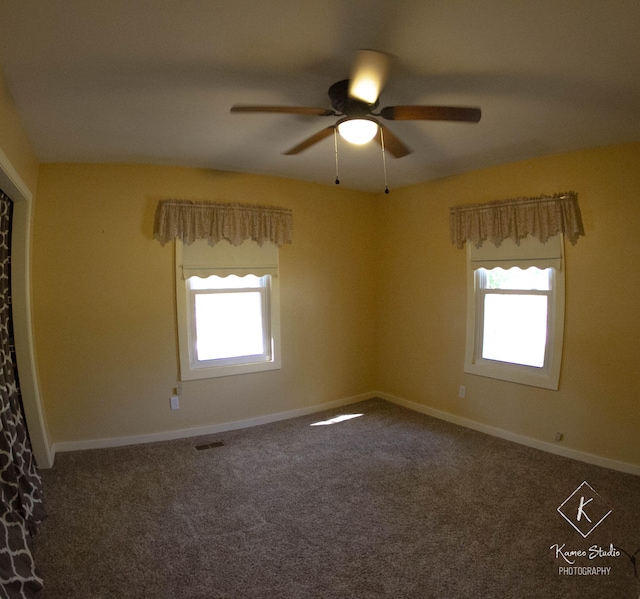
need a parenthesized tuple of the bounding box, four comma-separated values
(231, 50, 481, 158)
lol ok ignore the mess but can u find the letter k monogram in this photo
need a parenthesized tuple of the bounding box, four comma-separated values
(576, 496, 593, 522)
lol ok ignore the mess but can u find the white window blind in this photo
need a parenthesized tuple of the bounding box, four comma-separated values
(180, 238, 279, 279)
(469, 233, 563, 271)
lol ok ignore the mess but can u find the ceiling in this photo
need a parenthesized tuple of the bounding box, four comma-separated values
(1, 0, 639, 193)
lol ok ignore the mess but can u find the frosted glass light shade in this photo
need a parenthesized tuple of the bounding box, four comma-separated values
(337, 119, 378, 145)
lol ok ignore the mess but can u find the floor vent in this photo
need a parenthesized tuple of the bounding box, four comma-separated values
(195, 441, 225, 451)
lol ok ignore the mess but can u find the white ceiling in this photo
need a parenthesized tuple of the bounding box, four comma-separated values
(1, 0, 639, 192)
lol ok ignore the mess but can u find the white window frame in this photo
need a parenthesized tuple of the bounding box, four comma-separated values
(175, 240, 281, 380)
(464, 235, 565, 390)
(188, 274, 273, 366)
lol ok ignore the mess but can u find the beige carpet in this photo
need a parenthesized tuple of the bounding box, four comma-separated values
(34, 398, 640, 598)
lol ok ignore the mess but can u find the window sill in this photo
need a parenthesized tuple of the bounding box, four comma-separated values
(464, 359, 560, 390)
(180, 357, 281, 381)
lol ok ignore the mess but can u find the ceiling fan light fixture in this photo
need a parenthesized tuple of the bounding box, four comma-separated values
(349, 78, 379, 105)
(349, 50, 391, 104)
(337, 119, 378, 145)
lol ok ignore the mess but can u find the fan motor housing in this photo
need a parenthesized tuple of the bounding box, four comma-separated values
(328, 79, 378, 118)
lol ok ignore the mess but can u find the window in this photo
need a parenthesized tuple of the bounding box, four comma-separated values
(176, 240, 281, 380)
(189, 274, 271, 364)
(464, 235, 565, 389)
(479, 267, 551, 368)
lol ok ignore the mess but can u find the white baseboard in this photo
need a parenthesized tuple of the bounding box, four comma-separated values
(376, 391, 640, 477)
(49, 390, 640, 477)
(50, 392, 376, 459)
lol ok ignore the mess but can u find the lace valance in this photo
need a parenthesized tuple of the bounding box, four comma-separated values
(449, 191, 584, 249)
(154, 199, 293, 247)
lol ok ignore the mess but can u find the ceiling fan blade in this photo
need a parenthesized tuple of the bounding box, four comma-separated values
(376, 126, 411, 158)
(231, 105, 335, 116)
(349, 50, 391, 104)
(380, 105, 481, 123)
(282, 126, 336, 155)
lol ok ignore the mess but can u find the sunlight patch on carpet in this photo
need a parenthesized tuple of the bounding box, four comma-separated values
(310, 413, 363, 426)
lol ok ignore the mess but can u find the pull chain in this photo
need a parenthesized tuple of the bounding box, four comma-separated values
(334, 128, 340, 185)
(333, 126, 389, 191)
(380, 127, 390, 194)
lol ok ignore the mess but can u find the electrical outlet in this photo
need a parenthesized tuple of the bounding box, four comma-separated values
(458, 385, 466, 398)
(555, 432, 564, 442)
(170, 395, 180, 410)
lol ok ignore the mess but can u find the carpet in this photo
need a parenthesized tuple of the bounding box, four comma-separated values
(34, 398, 640, 598)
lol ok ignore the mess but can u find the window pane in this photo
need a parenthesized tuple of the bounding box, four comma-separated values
(482, 267, 550, 290)
(190, 274, 262, 290)
(194, 291, 264, 360)
(482, 294, 548, 367)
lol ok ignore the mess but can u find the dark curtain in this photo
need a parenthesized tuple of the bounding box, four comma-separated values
(0, 190, 46, 598)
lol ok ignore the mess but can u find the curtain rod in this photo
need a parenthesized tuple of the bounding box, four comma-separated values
(450, 191, 576, 213)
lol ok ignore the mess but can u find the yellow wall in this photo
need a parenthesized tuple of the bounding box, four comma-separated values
(0, 65, 54, 467)
(32, 164, 378, 443)
(376, 142, 640, 466)
(30, 144, 640, 468)
(0, 65, 39, 192)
